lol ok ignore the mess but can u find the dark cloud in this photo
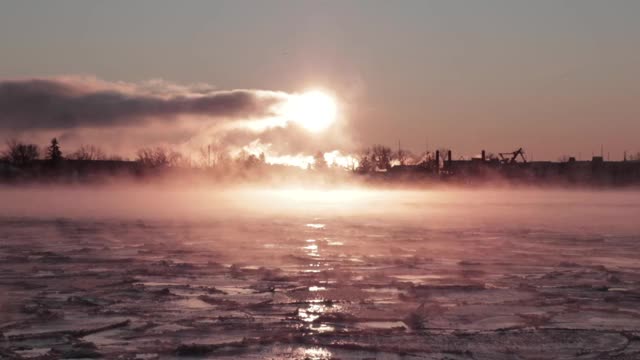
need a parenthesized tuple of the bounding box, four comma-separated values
(0, 77, 356, 162)
(0, 78, 283, 130)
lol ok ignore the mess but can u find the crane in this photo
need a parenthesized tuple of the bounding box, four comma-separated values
(498, 148, 527, 164)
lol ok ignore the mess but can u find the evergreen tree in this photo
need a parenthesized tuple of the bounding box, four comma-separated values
(314, 151, 327, 171)
(46, 138, 63, 163)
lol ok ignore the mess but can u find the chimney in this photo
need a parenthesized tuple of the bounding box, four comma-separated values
(447, 150, 452, 167)
(435, 150, 440, 169)
(481, 150, 486, 162)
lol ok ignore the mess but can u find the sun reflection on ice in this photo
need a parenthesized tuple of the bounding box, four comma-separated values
(294, 346, 333, 360)
(298, 301, 326, 322)
(297, 222, 340, 336)
(302, 241, 320, 257)
(310, 324, 335, 333)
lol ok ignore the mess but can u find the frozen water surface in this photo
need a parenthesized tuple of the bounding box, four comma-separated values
(1, 187, 640, 359)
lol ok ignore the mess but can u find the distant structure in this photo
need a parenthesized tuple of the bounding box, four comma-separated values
(386, 147, 640, 186)
(498, 148, 526, 164)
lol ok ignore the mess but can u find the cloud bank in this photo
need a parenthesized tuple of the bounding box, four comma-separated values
(0, 77, 286, 130)
(0, 76, 355, 164)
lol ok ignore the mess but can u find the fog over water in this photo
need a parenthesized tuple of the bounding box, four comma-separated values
(1, 186, 638, 231)
(2, 186, 639, 268)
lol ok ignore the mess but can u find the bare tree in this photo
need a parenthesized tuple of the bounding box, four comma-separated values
(356, 148, 373, 173)
(3, 139, 40, 166)
(371, 145, 392, 171)
(234, 150, 264, 169)
(136, 148, 157, 167)
(195, 146, 230, 170)
(167, 150, 187, 167)
(198, 145, 223, 168)
(136, 146, 184, 168)
(70, 145, 107, 160)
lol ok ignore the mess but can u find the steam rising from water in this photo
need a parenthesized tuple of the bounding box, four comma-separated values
(1, 185, 638, 235)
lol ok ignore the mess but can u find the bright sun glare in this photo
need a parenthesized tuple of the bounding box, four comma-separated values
(282, 90, 338, 132)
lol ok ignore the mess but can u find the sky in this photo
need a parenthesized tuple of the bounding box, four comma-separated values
(0, 0, 638, 161)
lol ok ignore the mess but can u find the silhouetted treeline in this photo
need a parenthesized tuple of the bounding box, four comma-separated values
(1, 138, 640, 186)
(0, 138, 346, 184)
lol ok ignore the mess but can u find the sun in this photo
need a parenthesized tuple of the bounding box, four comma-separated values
(281, 90, 338, 132)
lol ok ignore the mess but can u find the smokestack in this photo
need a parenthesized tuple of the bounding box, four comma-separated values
(481, 150, 486, 162)
(435, 150, 440, 169)
(447, 150, 452, 167)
